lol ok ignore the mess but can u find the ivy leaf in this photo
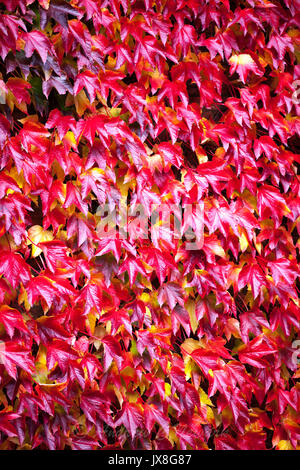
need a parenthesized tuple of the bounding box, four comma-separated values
(0, 305, 28, 338)
(238, 336, 277, 369)
(23, 31, 55, 64)
(0, 251, 31, 289)
(0, 341, 35, 379)
(114, 401, 143, 440)
(238, 259, 266, 299)
(144, 404, 169, 436)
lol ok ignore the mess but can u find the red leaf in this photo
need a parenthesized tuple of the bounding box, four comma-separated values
(239, 336, 277, 369)
(101, 335, 124, 370)
(74, 71, 99, 103)
(141, 247, 177, 284)
(0, 341, 35, 379)
(23, 31, 55, 64)
(114, 402, 143, 440)
(46, 340, 78, 372)
(238, 259, 266, 299)
(144, 404, 169, 436)
(0, 251, 31, 289)
(157, 282, 184, 310)
(0, 305, 28, 338)
(70, 435, 100, 450)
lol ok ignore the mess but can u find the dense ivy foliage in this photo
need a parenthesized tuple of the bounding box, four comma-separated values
(0, 0, 299, 450)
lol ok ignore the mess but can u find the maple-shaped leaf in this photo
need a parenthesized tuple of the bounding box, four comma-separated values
(0, 305, 28, 338)
(136, 327, 171, 358)
(96, 238, 136, 264)
(267, 33, 294, 62)
(0, 341, 35, 379)
(172, 23, 197, 57)
(74, 71, 100, 103)
(38, 240, 71, 273)
(190, 349, 224, 376)
(118, 255, 149, 286)
(181, 201, 204, 247)
(157, 80, 188, 109)
(100, 308, 132, 335)
(46, 109, 76, 140)
(36, 315, 72, 344)
(240, 309, 270, 344)
(172, 304, 191, 336)
(182, 338, 232, 375)
(42, 75, 73, 98)
(80, 390, 113, 426)
(270, 307, 299, 337)
(80, 353, 102, 382)
(76, 114, 108, 146)
(144, 404, 169, 436)
(133, 35, 167, 67)
(6, 78, 31, 106)
(268, 258, 298, 286)
(23, 31, 55, 64)
(79, 167, 110, 204)
(68, 19, 92, 56)
(228, 7, 263, 34)
(26, 274, 76, 308)
(101, 335, 123, 370)
(225, 98, 251, 127)
(157, 282, 184, 310)
(77, 278, 103, 315)
(238, 259, 266, 299)
(253, 136, 278, 160)
(140, 247, 177, 284)
(64, 181, 88, 215)
(18, 120, 50, 153)
(238, 335, 277, 369)
(156, 142, 183, 169)
(229, 53, 264, 83)
(47, 339, 78, 372)
(0, 411, 20, 437)
(0, 0, 298, 451)
(257, 185, 288, 227)
(114, 401, 143, 440)
(175, 423, 204, 450)
(214, 434, 239, 450)
(25, 275, 57, 308)
(39, 1, 81, 29)
(0, 251, 31, 289)
(0, 172, 20, 199)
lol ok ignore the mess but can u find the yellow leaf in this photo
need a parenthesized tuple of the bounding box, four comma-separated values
(239, 231, 249, 252)
(200, 388, 213, 406)
(184, 356, 193, 380)
(63, 131, 77, 149)
(277, 440, 293, 450)
(185, 299, 198, 334)
(18, 285, 30, 310)
(168, 427, 178, 446)
(74, 89, 90, 116)
(206, 406, 215, 423)
(229, 53, 255, 66)
(27, 225, 53, 257)
(165, 382, 171, 397)
(181, 338, 201, 355)
(87, 312, 97, 335)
